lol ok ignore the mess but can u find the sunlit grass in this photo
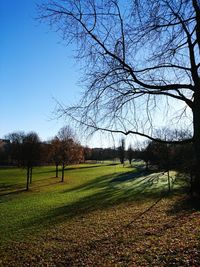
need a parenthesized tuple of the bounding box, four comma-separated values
(0, 163, 184, 244)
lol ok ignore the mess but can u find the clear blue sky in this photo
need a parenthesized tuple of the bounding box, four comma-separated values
(1, 0, 82, 142)
(0, 0, 145, 148)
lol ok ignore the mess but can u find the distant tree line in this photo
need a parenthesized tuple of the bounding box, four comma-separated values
(0, 128, 130, 190)
(84, 147, 117, 162)
(0, 128, 194, 193)
(83, 138, 132, 164)
(0, 133, 129, 168)
(0, 126, 84, 190)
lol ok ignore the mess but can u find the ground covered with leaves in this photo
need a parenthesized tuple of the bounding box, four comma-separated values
(0, 164, 200, 266)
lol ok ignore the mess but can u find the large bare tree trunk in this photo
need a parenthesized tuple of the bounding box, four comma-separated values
(193, 92, 200, 195)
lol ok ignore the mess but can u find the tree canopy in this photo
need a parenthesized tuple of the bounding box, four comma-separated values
(39, 0, 200, 193)
(39, 0, 199, 142)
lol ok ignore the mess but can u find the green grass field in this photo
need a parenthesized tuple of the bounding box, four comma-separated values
(0, 163, 200, 266)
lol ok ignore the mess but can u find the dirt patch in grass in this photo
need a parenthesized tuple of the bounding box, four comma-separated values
(1, 195, 200, 267)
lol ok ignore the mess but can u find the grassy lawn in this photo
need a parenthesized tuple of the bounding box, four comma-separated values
(0, 163, 200, 266)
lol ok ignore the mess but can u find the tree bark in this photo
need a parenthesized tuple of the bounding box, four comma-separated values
(30, 167, 32, 184)
(61, 163, 65, 182)
(56, 164, 58, 178)
(193, 92, 200, 195)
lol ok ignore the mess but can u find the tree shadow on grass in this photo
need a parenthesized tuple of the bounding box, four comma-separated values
(22, 170, 183, 231)
(36, 169, 56, 174)
(0, 183, 26, 198)
(0, 175, 58, 197)
(110, 170, 155, 182)
(0, 189, 26, 202)
(65, 163, 119, 171)
(60, 169, 163, 197)
(35, 163, 119, 174)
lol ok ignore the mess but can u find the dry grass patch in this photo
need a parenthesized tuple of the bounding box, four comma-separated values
(1, 195, 200, 267)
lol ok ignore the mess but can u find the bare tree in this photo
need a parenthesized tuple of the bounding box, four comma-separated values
(21, 132, 41, 190)
(39, 0, 200, 194)
(57, 126, 76, 182)
(6, 131, 41, 190)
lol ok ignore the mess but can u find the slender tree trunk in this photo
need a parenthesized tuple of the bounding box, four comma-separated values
(30, 167, 32, 184)
(166, 147, 170, 193)
(61, 163, 65, 182)
(191, 0, 200, 195)
(193, 92, 200, 195)
(26, 167, 30, 191)
(56, 164, 58, 178)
